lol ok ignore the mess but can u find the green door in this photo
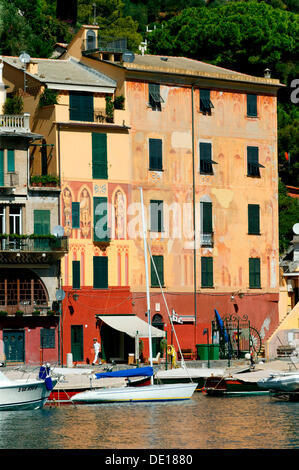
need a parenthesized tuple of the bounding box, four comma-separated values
(34, 209, 50, 250)
(3, 330, 25, 363)
(71, 325, 83, 362)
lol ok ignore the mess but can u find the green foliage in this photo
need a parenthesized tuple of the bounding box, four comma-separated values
(105, 96, 114, 122)
(114, 95, 125, 110)
(277, 103, 299, 187)
(39, 89, 59, 108)
(4, 95, 24, 115)
(278, 180, 299, 253)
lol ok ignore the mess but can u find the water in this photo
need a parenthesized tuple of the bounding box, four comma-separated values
(0, 394, 298, 449)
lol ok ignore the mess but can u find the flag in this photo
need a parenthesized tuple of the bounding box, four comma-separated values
(285, 152, 289, 161)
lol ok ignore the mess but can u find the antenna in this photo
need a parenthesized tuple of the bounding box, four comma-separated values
(52, 225, 65, 237)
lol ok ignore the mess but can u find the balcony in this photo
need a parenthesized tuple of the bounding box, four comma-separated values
(0, 235, 68, 263)
(82, 37, 127, 54)
(0, 113, 30, 133)
(0, 172, 19, 190)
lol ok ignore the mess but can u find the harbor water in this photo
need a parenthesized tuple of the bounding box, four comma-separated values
(0, 393, 298, 450)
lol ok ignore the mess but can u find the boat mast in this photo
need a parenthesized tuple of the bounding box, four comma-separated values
(139, 187, 154, 379)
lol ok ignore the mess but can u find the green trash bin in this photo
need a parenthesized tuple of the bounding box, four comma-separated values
(196, 344, 209, 360)
(209, 344, 220, 360)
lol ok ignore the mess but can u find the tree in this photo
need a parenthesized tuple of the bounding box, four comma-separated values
(278, 180, 299, 253)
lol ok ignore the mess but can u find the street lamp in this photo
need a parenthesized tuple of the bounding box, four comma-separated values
(203, 328, 210, 368)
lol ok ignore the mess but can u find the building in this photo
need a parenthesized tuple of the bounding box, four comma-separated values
(1, 25, 283, 364)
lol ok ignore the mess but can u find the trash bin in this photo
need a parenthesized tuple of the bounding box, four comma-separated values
(196, 344, 209, 360)
(128, 353, 135, 365)
(209, 344, 220, 360)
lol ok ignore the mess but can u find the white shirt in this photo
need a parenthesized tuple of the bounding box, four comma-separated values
(93, 341, 100, 354)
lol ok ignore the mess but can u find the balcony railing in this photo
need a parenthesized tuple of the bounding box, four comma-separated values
(0, 113, 30, 133)
(0, 235, 68, 253)
(0, 172, 19, 188)
(82, 37, 127, 53)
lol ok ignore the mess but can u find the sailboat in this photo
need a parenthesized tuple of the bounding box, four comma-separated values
(71, 188, 197, 404)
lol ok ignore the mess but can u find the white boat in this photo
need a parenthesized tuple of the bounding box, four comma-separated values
(257, 372, 299, 393)
(0, 367, 58, 411)
(71, 188, 197, 404)
(155, 367, 226, 390)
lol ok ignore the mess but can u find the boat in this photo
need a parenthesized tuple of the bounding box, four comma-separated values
(155, 367, 226, 390)
(71, 188, 197, 404)
(257, 372, 299, 393)
(0, 365, 58, 411)
(203, 369, 271, 396)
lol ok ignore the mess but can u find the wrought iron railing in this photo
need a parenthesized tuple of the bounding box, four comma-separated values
(0, 235, 68, 252)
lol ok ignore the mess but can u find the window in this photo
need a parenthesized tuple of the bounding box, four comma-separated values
(93, 196, 108, 241)
(0, 206, 4, 232)
(151, 255, 164, 287)
(199, 142, 217, 174)
(247, 146, 264, 177)
(86, 30, 96, 50)
(200, 202, 213, 246)
(148, 83, 163, 111)
(40, 328, 55, 349)
(7, 150, 15, 173)
(249, 258, 261, 288)
(93, 256, 108, 289)
(92, 133, 108, 179)
(248, 204, 260, 235)
(72, 260, 81, 289)
(150, 200, 164, 232)
(34, 209, 50, 235)
(247, 94, 257, 117)
(69, 91, 94, 121)
(149, 138, 163, 171)
(10, 206, 22, 234)
(0, 149, 4, 186)
(201, 257, 213, 287)
(72, 202, 80, 229)
(200, 89, 214, 114)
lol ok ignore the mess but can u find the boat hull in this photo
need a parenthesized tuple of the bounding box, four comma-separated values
(0, 378, 58, 411)
(203, 376, 268, 396)
(258, 374, 299, 393)
(72, 382, 197, 403)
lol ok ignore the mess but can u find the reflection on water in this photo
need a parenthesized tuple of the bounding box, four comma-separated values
(0, 394, 298, 449)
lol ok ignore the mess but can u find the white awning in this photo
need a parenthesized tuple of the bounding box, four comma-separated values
(97, 315, 165, 338)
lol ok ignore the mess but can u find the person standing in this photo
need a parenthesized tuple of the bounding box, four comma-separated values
(92, 338, 101, 365)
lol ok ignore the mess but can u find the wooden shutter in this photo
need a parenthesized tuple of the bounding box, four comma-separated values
(151, 255, 164, 287)
(150, 200, 163, 232)
(202, 202, 212, 233)
(249, 258, 261, 288)
(7, 150, 15, 173)
(248, 204, 260, 234)
(92, 133, 108, 179)
(69, 92, 94, 121)
(200, 143, 213, 174)
(72, 260, 81, 289)
(0, 150, 4, 186)
(247, 146, 262, 176)
(247, 94, 257, 117)
(93, 196, 108, 241)
(149, 138, 162, 170)
(201, 257, 213, 287)
(200, 89, 214, 113)
(93, 256, 108, 289)
(72, 202, 80, 229)
(34, 210, 50, 235)
(149, 83, 162, 110)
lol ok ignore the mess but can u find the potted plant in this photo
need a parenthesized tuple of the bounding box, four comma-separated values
(47, 310, 56, 316)
(114, 95, 125, 110)
(0, 310, 8, 316)
(105, 96, 114, 123)
(15, 310, 24, 316)
(32, 310, 40, 316)
(39, 89, 58, 108)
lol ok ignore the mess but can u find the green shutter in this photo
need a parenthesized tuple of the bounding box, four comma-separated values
(94, 196, 108, 241)
(247, 146, 263, 176)
(72, 202, 80, 229)
(7, 150, 15, 173)
(201, 257, 213, 287)
(151, 255, 164, 287)
(249, 258, 261, 288)
(0, 150, 4, 186)
(247, 94, 257, 117)
(200, 143, 213, 174)
(70, 92, 94, 121)
(93, 256, 108, 288)
(34, 210, 50, 235)
(150, 200, 163, 232)
(202, 202, 212, 233)
(149, 138, 162, 170)
(92, 133, 108, 179)
(72, 260, 81, 289)
(248, 204, 260, 234)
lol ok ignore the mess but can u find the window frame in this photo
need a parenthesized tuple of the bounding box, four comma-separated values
(148, 83, 163, 111)
(72, 202, 80, 229)
(72, 260, 81, 289)
(199, 142, 217, 175)
(199, 89, 214, 115)
(248, 204, 260, 235)
(201, 256, 213, 288)
(150, 200, 164, 233)
(249, 257, 261, 288)
(151, 255, 164, 287)
(247, 94, 258, 118)
(93, 255, 108, 289)
(149, 138, 163, 171)
(247, 146, 264, 177)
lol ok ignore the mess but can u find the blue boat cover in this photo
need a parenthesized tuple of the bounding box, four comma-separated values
(214, 309, 229, 343)
(94, 366, 153, 379)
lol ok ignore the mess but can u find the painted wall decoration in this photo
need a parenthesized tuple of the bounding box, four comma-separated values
(80, 187, 91, 238)
(62, 186, 72, 236)
(113, 189, 126, 239)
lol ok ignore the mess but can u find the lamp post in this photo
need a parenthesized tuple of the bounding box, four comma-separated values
(203, 328, 210, 368)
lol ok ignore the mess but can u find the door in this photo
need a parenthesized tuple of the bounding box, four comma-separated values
(71, 325, 83, 362)
(3, 330, 25, 363)
(152, 314, 164, 358)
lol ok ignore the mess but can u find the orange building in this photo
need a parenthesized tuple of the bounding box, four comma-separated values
(0, 25, 283, 364)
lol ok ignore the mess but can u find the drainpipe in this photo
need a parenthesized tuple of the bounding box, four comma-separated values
(191, 85, 197, 329)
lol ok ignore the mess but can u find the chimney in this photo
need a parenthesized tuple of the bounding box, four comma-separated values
(26, 61, 38, 75)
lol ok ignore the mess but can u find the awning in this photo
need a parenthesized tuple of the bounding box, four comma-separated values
(96, 315, 165, 338)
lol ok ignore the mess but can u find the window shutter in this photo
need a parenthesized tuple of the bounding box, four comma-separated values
(150, 200, 163, 232)
(200, 89, 214, 113)
(200, 143, 213, 174)
(7, 150, 15, 173)
(70, 92, 94, 121)
(92, 133, 108, 179)
(93, 256, 108, 289)
(248, 204, 260, 234)
(34, 210, 50, 235)
(149, 138, 162, 170)
(72, 202, 80, 229)
(0, 150, 4, 186)
(151, 255, 164, 286)
(93, 196, 108, 241)
(249, 258, 261, 288)
(40, 328, 55, 349)
(202, 202, 212, 233)
(247, 146, 263, 176)
(247, 94, 257, 117)
(201, 257, 213, 287)
(149, 83, 162, 110)
(72, 260, 80, 289)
